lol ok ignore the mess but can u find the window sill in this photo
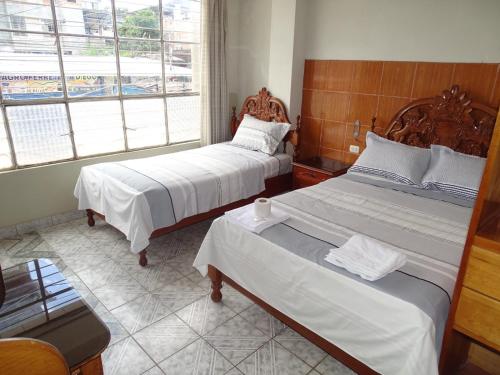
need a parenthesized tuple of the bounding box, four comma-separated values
(0, 140, 200, 175)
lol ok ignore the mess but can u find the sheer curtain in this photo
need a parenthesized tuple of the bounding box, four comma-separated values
(200, 0, 229, 146)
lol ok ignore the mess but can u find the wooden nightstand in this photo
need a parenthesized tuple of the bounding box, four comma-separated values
(292, 156, 351, 189)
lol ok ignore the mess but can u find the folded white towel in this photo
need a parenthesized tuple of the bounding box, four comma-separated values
(225, 203, 289, 234)
(325, 234, 407, 281)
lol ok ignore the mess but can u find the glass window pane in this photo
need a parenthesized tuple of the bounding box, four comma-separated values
(0, 1, 54, 34)
(0, 110, 12, 169)
(6, 104, 73, 166)
(115, 0, 160, 39)
(0, 32, 64, 100)
(60, 36, 118, 97)
(119, 39, 162, 95)
(167, 95, 199, 143)
(163, 0, 201, 43)
(70, 101, 124, 156)
(124, 98, 166, 149)
(54, 0, 113, 37)
(164, 42, 199, 93)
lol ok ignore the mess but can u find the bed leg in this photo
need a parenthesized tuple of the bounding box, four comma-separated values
(86, 209, 95, 227)
(208, 265, 222, 302)
(139, 250, 148, 267)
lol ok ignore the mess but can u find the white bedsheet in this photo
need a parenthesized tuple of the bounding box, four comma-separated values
(74, 143, 291, 253)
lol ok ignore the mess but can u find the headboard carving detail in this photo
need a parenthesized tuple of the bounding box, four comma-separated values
(385, 85, 497, 157)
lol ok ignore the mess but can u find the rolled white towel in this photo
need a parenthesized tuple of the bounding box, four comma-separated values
(225, 203, 289, 234)
(325, 234, 407, 281)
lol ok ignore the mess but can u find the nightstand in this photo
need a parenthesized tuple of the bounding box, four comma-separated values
(292, 156, 351, 189)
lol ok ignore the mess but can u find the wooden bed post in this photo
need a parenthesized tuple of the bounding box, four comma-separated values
(230, 106, 238, 137)
(139, 250, 148, 267)
(292, 114, 301, 161)
(208, 265, 222, 302)
(86, 209, 95, 227)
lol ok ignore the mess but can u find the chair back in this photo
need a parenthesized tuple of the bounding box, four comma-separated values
(0, 338, 70, 375)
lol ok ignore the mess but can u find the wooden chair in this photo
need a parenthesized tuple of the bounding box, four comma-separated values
(0, 338, 70, 375)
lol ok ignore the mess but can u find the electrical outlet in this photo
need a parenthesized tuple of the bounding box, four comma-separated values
(349, 145, 360, 154)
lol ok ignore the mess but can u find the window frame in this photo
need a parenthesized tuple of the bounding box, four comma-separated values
(0, 0, 201, 171)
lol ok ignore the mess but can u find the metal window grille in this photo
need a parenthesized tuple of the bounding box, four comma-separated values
(0, 0, 201, 170)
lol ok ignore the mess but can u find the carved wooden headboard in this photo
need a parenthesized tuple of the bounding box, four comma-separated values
(384, 85, 497, 157)
(230, 87, 300, 157)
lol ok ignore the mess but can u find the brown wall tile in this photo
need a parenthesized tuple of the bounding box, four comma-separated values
(412, 63, 454, 99)
(300, 59, 499, 165)
(325, 60, 353, 92)
(380, 61, 416, 97)
(300, 117, 322, 148)
(348, 94, 378, 125)
(452, 63, 498, 105)
(303, 60, 328, 90)
(323, 92, 349, 122)
(351, 61, 383, 94)
(376, 96, 410, 130)
(302, 90, 323, 118)
(321, 121, 346, 150)
(301, 142, 321, 159)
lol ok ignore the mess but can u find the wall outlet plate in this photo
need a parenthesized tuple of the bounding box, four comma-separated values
(349, 145, 360, 154)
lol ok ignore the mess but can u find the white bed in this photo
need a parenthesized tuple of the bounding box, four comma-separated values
(75, 143, 292, 254)
(193, 85, 497, 375)
(194, 175, 472, 375)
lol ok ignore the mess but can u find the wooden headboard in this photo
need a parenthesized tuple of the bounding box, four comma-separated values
(383, 85, 497, 157)
(230, 87, 300, 157)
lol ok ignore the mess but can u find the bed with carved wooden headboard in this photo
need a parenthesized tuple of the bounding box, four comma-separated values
(383, 85, 496, 156)
(230, 87, 301, 157)
(195, 86, 498, 375)
(80, 87, 299, 267)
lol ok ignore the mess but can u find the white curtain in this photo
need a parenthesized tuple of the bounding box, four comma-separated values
(200, 0, 229, 146)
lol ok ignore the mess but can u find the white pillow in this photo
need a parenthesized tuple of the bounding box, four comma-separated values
(422, 145, 486, 200)
(231, 114, 291, 155)
(348, 132, 430, 186)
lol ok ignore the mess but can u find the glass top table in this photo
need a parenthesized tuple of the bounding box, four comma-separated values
(0, 258, 110, 369)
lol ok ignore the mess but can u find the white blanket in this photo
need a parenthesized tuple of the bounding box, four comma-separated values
(75, 143, 291, 253)
(194, 176, 471, 375)
(325, 234, 407, 281)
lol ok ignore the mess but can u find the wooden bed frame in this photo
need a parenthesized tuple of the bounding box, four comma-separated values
(86, 87, 301, 266)
(208, 85, 498, 375)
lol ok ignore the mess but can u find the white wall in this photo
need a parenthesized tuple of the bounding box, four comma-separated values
(267, 0, 298, 115)
(225, 0, 242, 110)
(226, 0, 272, 111)
(304, 0, 500, 62)
(0, 142, 199, 227)
(226, 0, 500, 123)
(267, 0, 306, 123)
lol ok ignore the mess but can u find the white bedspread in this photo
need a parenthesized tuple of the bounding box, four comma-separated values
(74, 143, 291, 253)
(194, 176, 471, 375)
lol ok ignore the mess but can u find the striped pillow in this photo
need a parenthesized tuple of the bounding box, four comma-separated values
(231, 114, 291, 155)
(348, 132, 430, 186)
(422, 145, 486, 200)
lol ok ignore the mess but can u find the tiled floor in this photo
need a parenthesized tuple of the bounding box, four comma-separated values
(0, 217, 356, 375)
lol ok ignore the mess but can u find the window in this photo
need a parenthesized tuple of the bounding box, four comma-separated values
(0, 113, 12, 169)
(10, 16, 26, 34)
(0, 0, 201, 170)
(7, 104, 74, 165)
